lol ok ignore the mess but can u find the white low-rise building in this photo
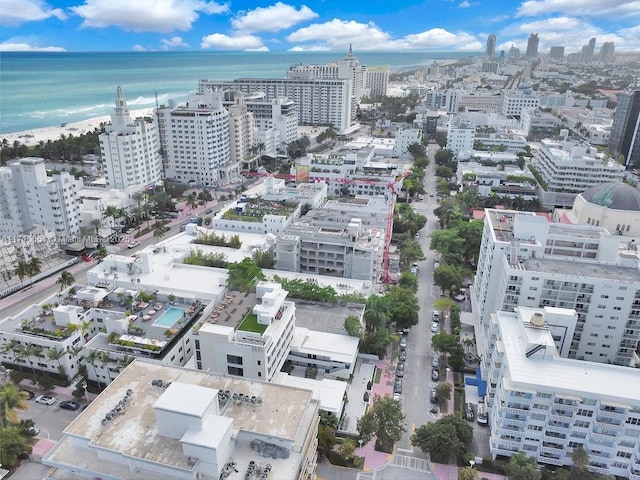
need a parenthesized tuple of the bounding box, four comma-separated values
(392, 128, 422, 158)
(487, 306, 640, 478)
(447, 117, 475, 159)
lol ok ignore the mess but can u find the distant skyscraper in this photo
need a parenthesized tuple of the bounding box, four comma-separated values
(485, 34, 496, 58)
(525, 33, 539, 58)
(549, 46, 565, 59)
(608, 90, 640, 166)
(581, 37, 596, 62)
(509, 45, 520, 59)
(599, 42, 616, 63)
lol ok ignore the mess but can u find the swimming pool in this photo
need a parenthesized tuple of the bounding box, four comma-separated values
(152, 307, 186, 328)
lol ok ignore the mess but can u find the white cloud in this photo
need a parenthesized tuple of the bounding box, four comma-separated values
(232, 2, 318, 33)
(161, 36, 189, 49)
(70, 0, 229, 33)
(404, 28, 483, 50)
(0, 0, 66, 25)
(0, 42, 65, 51)
(516, 0, 640, 19)
(200, 33, 265, 50)
(132, 44, 147, 51)
(458, 1, 474, 7)
(288, 45, 331, 51)
(287, 19, 401, 50)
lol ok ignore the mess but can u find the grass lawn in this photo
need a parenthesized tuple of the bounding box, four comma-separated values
(238, 312, 268, 334)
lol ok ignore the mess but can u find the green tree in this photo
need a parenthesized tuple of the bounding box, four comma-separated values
(359, 328, 393, 357)
(407, 142, 426, 159)
(356, 394, 406, 451)
(0, 425, 32, 468)
(363, 295, 389, 332)
(338, 438, 356, 461)
(185, 192, 198, 214)
(430, 229, 466, 265)
(14, 260, 29, 286)
(56, 271, 75, 291)
(0, 382, 29, 426)
(344, 315, 362, 337)
(411, 414, 473, 463)
(399, 239, 424, 267)
(397, 271, 418, 292)
(435, 382, 452, 410)
(252, 250, 275, 269)
(434, 148, 454, 166)
(504, 452, 541, 480)
(152, 222, 166, 242)
(433, 263, 464, 296)
(571, 445, 590, 474)
(385, 287, 419, 330)
(317, 423, 337, 453)
(458, 467, 479, 480)
(227, 258, 265, 292)
(431, 333, 459, 355)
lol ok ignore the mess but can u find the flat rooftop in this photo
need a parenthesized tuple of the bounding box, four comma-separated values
(294, 302, 365, 335)
(498, 308, 640, 403)
(49, 360, 314, 471)
(521, 256, 640, 282)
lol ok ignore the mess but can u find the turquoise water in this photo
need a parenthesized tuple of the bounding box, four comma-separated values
(0, 51, 475, 133)
(152, 306, 185, 328)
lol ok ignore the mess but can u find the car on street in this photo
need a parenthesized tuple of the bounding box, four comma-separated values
(432, 310, 440, 322)
(418, 194, 424, 200)
(410, 261, 419, 274)
(398, 351, 406, 362)
(429, 193, 434, 197)
(27, 426, 40, 436)
(399, 337, 407, 351)
(35, 395, 56, 405)
(430, 389, 438, 404)
(393, 379, 403, 394)
(465, 404, 475, 421)
(59, 400, 81, 411)
(20, 389, 35, 399)
(431, 322, 439, 333)
(432, 355, 440, 368)
(393, 392, 402, 402)
(429, 405, 439, 414)
(205, 209, 213, 214)
(402, 327, 410, 336)
(127, 241, 140, 249)
(431, 368, 440, 382)
(395, 363, 405, 378)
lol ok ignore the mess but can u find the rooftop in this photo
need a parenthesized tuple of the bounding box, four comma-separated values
(520, 256, 640, 282)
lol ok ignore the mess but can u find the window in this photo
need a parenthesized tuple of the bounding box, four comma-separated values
(227, 354, 243, 365)
(228, 366, 244, 376)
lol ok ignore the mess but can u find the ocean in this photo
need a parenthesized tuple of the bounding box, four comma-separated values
(0, 50, 473, 134)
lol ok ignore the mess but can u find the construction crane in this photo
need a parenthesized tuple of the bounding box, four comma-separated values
(241, 170, 398, 283)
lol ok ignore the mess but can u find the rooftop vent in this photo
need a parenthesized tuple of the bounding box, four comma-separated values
(530, 312, 545, 327)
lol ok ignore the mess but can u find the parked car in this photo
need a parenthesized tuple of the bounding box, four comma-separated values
(35, 395, 56, 405)
(430, 389, 438, 404)
(59, 400, 81, 411)
(393, 379, 403, 394)
(432, 310, 440, 322)
(20, 389, 35, 399)
(432, 355, 440, 368)
(429, 405, 439, 414)
(431, 368, 440, 382)
(410, 261, 419, 274)
(418, 194, 424, 200)
(393, 392, 402, 402)
(205, 209, 213, 214)
(27, 426, 40, 436)
(431, 322, 439, 333)
(399, 337, 407, 351)
(396, 363, 405, 378)
(465, 404, 475, 421)
(398, 352, 406, 362)
(127, 241, 140, 249)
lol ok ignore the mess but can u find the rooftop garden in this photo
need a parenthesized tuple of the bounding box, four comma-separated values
(222, 197, 297, 222)
(237, 311, 268, 334)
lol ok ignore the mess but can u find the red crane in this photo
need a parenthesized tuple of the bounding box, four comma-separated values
(241, 171, 398, 283)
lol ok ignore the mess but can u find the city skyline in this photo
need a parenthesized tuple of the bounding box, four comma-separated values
(1, 0, 640, 53)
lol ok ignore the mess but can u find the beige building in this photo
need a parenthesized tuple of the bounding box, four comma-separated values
(42, 359, 319, 480)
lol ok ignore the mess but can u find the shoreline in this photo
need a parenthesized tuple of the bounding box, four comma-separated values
(1, 108, 155, 147)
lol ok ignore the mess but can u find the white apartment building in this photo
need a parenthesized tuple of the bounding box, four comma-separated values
(392, 128, 422, 158)
(194, 282, 295, 382)
(99, 87, 163, 190)
(42, 359, 319, 480)
(447, 118, 475, 158)
(156, 89, 238, 187)
(425, 89, 460, 113)
(0, 166, 32, 236)
(244, 94, 298, 147)
(521, 108, 559, 141)
(76, 184, 142, 230)
(475, 131, 528, 153)
(473, 209, 640, 367)
(276, 218, 384, 281)
(457, 162, 536, 200)
(227, 96, 255, 169)
(487, 306, 640, 478)
(364, 66, 389, 97)
(7, 158, 81, 241)
(532, 139, 626, 207)
(501, 88, 540, 117)
(199, 77, 356, 135)
(459, 92, 502, 112)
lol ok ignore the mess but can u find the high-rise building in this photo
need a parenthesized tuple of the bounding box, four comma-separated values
(599, 41, 616, 63)
(548, 46, 564, 59)
(0, 166, 32, 236)
(227, 96, 255, 170)
(485, 34, 496, 58)
(584, 37, 596, 62)
(609, 90, 640, 166)
(99, 88, 163, 190)
(6, 158, 81, 240)
(508, 44, 520, 59)
(156, 89, 236, 187)
(363, 66, 389, 97)
(525, 33, 539, 58)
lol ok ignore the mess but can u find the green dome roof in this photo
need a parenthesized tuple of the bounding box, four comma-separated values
(580, 182, 640, 211)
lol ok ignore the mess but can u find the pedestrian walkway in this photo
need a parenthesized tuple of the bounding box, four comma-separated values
(431, 463, 507, 480)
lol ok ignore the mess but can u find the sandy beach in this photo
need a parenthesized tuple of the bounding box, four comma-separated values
(1, 108, 156, 147)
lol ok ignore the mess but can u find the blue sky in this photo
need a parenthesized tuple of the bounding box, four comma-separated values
(1, 0, 640, 53)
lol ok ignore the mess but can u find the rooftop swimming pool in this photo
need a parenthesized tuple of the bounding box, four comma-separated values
(152, 307, 185, 328)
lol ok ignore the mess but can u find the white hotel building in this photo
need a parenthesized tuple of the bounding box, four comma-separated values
(473, 209, 640, 367)
(487, 306, 640, 478)
(99, 88, 163, 190)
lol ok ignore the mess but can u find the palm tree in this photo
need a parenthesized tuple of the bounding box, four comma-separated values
(56, 271, 75, 292)
(27, 257, 42, 285)
(0, 383, 29, 426)
(99, 352, 113, 384)
(89, 218, 103, 245)
(13, 260, 29, 286)
(186, 192, 197, 214)
(363, 295, 389, 332)
(82, 350, 102, 390)
(23, 344, 43, 376)
(46, 347, 66, 377)
(0, 424, 32, 468)
(152, 223, 166, 242)
(1, 339, 23, 366)
(571, 445, 590, 473)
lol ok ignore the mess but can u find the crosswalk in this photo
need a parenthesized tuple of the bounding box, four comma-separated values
(391, 454, 430, 472)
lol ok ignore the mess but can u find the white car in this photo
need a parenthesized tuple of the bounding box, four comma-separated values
(127, 241, 140, 249)
(431, 322, 439, 333)
(34, 395, 56, 405)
